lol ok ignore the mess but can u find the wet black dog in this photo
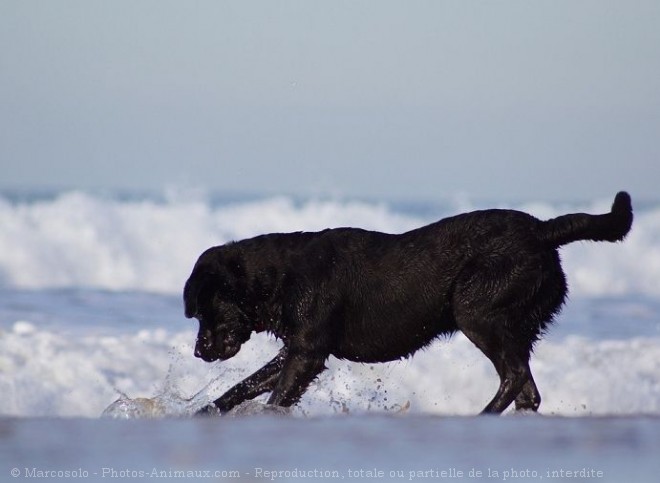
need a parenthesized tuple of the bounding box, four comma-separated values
(184, 192, 632, 414)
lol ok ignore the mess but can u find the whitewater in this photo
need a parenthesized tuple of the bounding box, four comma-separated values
(1, 190, 659, 482)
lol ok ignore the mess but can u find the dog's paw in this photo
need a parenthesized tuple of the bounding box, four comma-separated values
(195, 404, 222, 417)
(226, 400, 291, 417)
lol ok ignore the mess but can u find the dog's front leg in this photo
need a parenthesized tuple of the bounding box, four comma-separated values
(267, 351, 326, 407)
(197, 347, 288, 415)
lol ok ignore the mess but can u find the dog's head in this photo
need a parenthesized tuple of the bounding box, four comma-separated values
(183, 249, 253, 362)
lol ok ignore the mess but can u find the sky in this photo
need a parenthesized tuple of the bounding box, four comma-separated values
(1, 1, 659, 202)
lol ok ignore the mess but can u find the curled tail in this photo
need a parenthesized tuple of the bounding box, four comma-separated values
(538, 191, 633, 248)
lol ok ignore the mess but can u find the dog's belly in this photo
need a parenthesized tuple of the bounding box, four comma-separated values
(332, 308, 456, 363)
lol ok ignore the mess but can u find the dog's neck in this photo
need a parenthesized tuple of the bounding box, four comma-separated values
(252, 303, 284, 338)
(247, 290, 285, 339)
(242, 264, 287, 339)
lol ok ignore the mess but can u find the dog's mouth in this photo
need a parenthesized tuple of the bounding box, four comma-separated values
(215, 339, 242, 361)
(194, 332, 246, 362)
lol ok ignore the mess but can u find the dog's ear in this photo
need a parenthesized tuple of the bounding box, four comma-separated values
(184, 271, 219, 319)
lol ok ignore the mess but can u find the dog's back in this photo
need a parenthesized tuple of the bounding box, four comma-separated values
(305, 192, 633, 364)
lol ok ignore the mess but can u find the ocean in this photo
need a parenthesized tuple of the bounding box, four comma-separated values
(1, 189, 659, 481)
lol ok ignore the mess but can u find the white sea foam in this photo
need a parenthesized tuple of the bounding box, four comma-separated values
(0, 191, 657, 297)
(1, 320, 659, 418)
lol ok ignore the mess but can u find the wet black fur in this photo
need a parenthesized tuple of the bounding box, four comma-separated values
(184, 192, 632, 414)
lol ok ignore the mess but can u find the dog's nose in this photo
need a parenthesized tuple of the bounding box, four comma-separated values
(194, 347, 202, 358)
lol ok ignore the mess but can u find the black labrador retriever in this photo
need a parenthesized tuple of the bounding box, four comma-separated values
(184, 192, 632, 414)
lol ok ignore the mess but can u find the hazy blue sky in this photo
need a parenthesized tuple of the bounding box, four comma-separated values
(1, 1, 659, 201)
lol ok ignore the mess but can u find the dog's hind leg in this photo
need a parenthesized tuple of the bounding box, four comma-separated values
(482, 362, 532, 414)
(452, 254, 561, 413)
(457, 317, 534, 414)
(515, 376, 541, 411)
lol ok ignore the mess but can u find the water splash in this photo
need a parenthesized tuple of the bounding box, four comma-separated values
(101, 393, 292, 419)
(102, 397, 168, 419)
(101, 365, 293, 419)
(102, 366, 223, 418)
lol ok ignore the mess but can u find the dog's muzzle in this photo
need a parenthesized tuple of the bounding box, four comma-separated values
(194, 332, 242, 362)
